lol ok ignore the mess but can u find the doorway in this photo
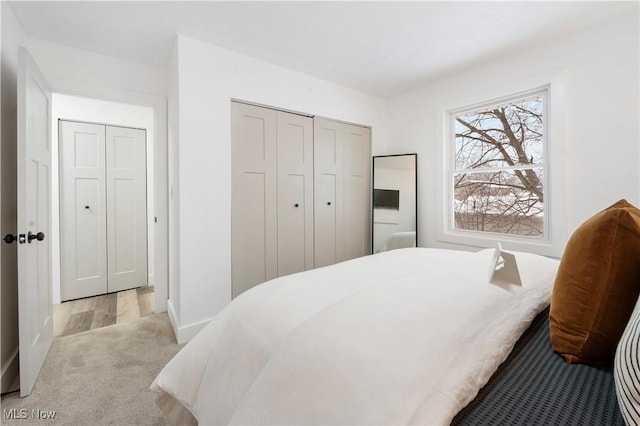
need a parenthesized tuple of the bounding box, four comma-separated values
(51, 94, 156, 307)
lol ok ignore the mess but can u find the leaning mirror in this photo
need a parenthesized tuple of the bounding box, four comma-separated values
(372, 154, 417, 254)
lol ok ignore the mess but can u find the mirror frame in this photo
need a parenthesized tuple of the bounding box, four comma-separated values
(371, 153, 418, 254)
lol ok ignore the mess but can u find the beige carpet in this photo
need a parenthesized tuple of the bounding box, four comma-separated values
(1, 313, 182, 425)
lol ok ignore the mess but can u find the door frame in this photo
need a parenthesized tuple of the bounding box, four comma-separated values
(47, 89, 168, 313)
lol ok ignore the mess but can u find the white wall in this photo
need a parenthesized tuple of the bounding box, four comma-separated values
(25, 38, 167, 101)
(386, 11, 639, 256)
(169, 35, 387, 342)
(167, 41, 181, 324)
(51, 94, 155, 304)
(0, 1, 26, 391)
(26, 38, 170, 313)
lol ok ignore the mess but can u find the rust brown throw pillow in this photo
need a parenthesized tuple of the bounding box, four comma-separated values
(550, 199, 640, 365)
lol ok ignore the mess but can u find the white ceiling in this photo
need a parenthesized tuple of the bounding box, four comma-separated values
(8, 1, 637, 98)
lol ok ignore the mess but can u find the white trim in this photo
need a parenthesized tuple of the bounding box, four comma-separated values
(0, 347, 19, 392)
(435, 69, 567, 257)
(167, 299, 212, 345)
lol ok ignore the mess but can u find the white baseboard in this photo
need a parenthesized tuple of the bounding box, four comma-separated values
(1, 347, 19, 392)
(166, 300, 212, 345)
(148, 273, 155, 287)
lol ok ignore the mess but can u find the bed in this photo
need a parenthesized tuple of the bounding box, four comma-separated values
(151, 247, 563, 425)
(151, 199, 640, 425)
(452, 306, 624, 425)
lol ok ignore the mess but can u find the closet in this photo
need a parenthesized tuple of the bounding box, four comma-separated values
(59, 120, 147, 301)
(231, 102, 370, 298)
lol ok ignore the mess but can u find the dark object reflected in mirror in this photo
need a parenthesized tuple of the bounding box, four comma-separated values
(372, 154, 417, 254)
(373, 189, 400, 210)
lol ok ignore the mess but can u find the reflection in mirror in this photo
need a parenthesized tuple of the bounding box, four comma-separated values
(372, 154, 417, 254)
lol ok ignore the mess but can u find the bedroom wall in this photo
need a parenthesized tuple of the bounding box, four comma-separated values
(169, 34, 387, 342)
(386, 11, 639, 254)
(0, 1, 26, 391)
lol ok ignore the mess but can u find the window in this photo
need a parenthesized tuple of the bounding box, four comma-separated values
(449, 89, 546, 239)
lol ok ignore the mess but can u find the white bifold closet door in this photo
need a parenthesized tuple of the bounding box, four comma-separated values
(105, 125, 148, 293)
(314, 117, 371, 268)
(276, 111, 314, 277)
(231, 102, 314, 298)
(232, 103, 371, 298)
(59, 120, 147, 301)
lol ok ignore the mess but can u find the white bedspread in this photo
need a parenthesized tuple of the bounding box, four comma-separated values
(151, 248, 558, 425)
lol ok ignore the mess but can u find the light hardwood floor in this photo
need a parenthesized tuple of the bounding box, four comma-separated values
(53, 286, 155, 337)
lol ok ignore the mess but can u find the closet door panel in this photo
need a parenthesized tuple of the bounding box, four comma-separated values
(277, 174, 307, 276)
(314, 117, 344, 267)
(314, 174, 338, 267)
(106, 125, 147, 293)
(344, 174, 367, 260)
(343, 125, 371, 260)
(59, 121, 107, 301)
(74, 179, 103, 278)
(234, 172, 270, 295)
(232, 103, 277, 298)
(112, 179, 136, 274)
(277, 111, 314, 276)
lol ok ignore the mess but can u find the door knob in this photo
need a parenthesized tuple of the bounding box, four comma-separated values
(27, 231, 45, 243)
(294, 203, 299, 208)
(3, 234, 17, 244)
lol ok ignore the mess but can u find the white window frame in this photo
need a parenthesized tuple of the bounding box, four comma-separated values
(435, 71, 567, 258)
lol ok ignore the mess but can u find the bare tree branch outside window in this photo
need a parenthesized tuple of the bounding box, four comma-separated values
(452, 93, 544, 237)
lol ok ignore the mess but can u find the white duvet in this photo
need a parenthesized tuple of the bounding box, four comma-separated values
(151, 248, 559, 425)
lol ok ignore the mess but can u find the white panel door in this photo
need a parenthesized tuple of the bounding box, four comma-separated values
(231, 102, 277, 298)
(313, 118, 344, 268)
(17, 47, 54, 396)
(343, 124, 371, 261)
(106, 126, 148, 293)
(59, 121, 107, 300)
(314, 118, 371, 267)
(276, 111, 314, 277)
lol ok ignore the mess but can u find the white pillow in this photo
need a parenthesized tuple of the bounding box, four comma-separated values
(614, 300, 640, 424)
